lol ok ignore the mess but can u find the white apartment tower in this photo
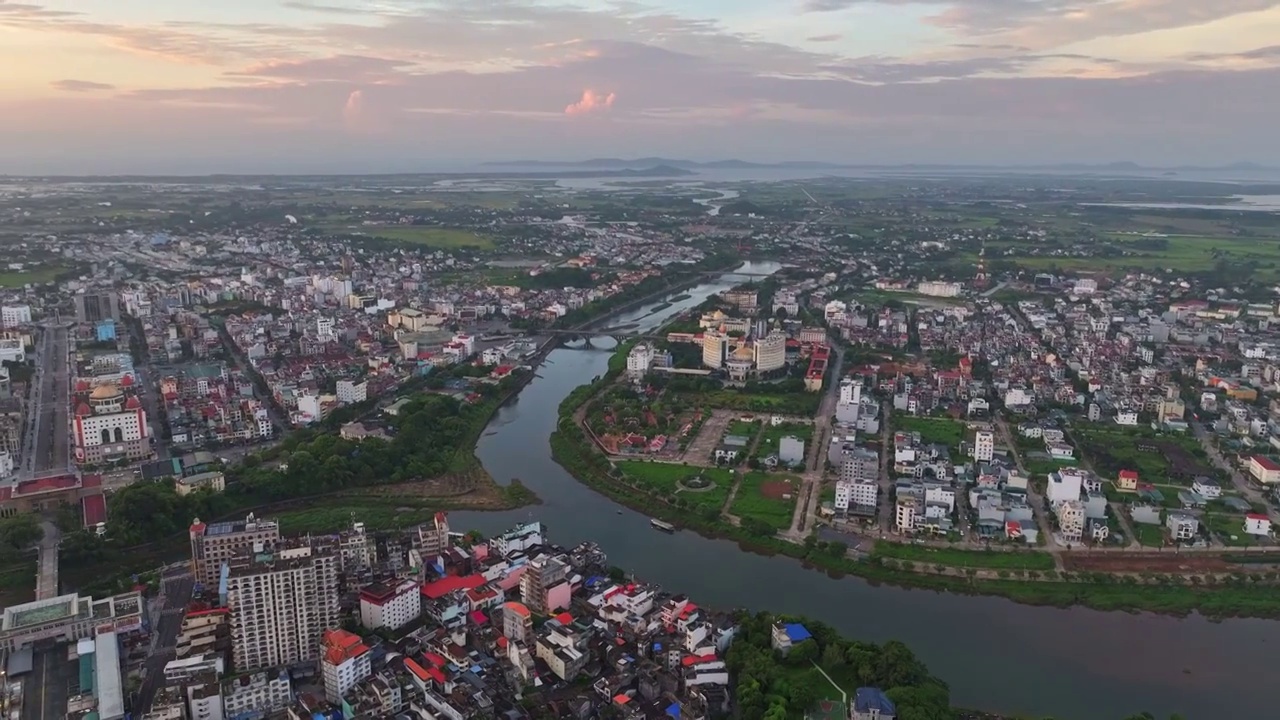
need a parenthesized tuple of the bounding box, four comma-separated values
(973, 430, 995, 462)
(225, 541, 339, 672)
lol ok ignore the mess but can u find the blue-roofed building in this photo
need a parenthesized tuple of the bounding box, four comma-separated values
(770, 621, 812, 654)
(852, 687, 896, 720)
(96, 319, 117, 343)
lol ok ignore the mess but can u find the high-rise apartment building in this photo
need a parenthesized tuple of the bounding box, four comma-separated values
(189, 514, 281, 588)
(75, 291, 120, 323)
(225, 541, 339, 672)
(520, 555, 569, 615)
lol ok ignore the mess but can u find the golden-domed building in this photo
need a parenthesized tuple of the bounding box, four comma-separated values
(73, 376, 151, 465)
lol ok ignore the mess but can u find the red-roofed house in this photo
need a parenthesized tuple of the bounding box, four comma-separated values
(1245, 514, 1273, 536)
(321, 629, 371, 703)
(1116, 470, 1139, 492)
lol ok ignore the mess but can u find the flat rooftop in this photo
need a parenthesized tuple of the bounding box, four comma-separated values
(2, 595, 82, 631)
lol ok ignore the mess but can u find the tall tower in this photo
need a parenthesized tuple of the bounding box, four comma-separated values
(973, 241, 990, 290)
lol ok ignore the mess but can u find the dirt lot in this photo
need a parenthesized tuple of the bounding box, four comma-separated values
(1063, 553, 1234, 574)
(760, 480, 794, 500)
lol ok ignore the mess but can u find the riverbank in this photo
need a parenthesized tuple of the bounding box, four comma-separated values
(552, 345, 1280, 620)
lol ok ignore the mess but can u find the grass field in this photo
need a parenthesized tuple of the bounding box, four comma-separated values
(730, 472, 798, 529)
(0, 265, 65, 288)
(872, 541, 1056, 570)
(1075, 426, 1207, 484)
(895, 416, 965, 448)
(756, 422, 815, 460)
(1133, 523, 1167, 548)
(325, 224, 496, 249)
(974, 234, 1280, 280)
(616, 461, 733, 512)
(685, 389, 821, 416)
(1203, 513, 1260, 547)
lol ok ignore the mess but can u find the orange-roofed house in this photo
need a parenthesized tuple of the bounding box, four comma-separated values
(503, 601, 533, 643)
(321, 629, 371, 704)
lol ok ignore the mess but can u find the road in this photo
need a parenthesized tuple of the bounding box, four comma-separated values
(786, 345, 844, 539)
(135, 568, 194, 715)
(21, 644, 71, 720)
(20, 324, 72, 478)
(131, 364, 169, 461)
(995, 415, 1065, 568)
(1193, 422, 1280, 524)
(34, 520, 60, 600)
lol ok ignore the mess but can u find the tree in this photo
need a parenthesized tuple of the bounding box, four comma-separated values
(785, 639, 819, 665)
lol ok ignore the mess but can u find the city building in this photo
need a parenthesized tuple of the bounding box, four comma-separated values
(0, 305, 31, 327)
(838, 448, 879, 484)
(336, 379, 368, 404)
(417, 511, 450, 557)
(321, 629, 372, 704)
(0, 591, 142, 652)
(778, 436, 805, 466)
(754, 330, 786, 373)
(1244, 514, 1273, 536)
(75, 291, 120, 323)
(502, 601, 533, 644)
(895, 497, 918, 533)
(834, 480, 877, 517)
(701, 330, 726, 369)
(223, 670, 292, 719)
(1058, 501, 1085, 543)
(224, 541, 339, 671)
(915, 281, 962, 298)
(1166, 512, 1199, 542)
(1248, 456, 1280, 485)
(519, 555, 570, 615)
(359, 579, 421, 631)
(189, 514, 281, 589)
(972, 430, 994, 462)
(626, 342, 656, 380)
(73, 381, 152, 465)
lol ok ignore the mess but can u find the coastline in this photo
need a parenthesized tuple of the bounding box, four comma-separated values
(550, 345, 1280, 620)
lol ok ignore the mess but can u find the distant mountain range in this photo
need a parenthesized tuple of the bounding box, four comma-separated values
(484, 158, 1278, 173)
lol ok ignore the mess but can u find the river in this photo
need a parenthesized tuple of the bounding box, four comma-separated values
(454, 260, 1278, 720)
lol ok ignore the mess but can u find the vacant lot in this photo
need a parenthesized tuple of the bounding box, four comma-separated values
(1076, 427, 1208, 483)
(872, 542, 1056, 570)
(0, 265, 65, 288)
(326, 224, 496, 249)
(616, 461, 733, 513)
(731, 472, 798, 529)
(756, 421, 815, 460)
(1062, 552, 1234, 574)
(895, 417, 965, 448)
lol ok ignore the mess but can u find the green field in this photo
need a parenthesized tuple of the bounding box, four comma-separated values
(326, 224, 496, 249)
(730, 472, 798, 530)
(756, 422, 815, 460)
(871, 541, 1056, 570)
(1203, 513, 1260, 547)
(616, 461, 733, 512)
(1132, 523, 1167, 548)
(1075, 426, 1207, 485)
(895, 417, 965, 448)
(0, 265, 65, 288)
(688, 389, 821, 416)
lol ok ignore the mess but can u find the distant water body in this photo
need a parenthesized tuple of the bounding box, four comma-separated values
(1084, 195, 1280, 211)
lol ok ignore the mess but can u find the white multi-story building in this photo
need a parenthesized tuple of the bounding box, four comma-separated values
(223, 670, 292, 719)
(186, 681, 225, 720)
(834, 480, 877, 516)
(73, 382, 151, 465)
(701, 331, 726, 369)
(838, 378, 862, 407)
(1074, 278, 1098, 294)
(1245, 513, 1272, 536)
(924, 484, 955, 512)
(225, 542, 339, 672)
(972, 430, 994, 462)
(916, 281, 963, 298)
(1248, 456, 1280, 484)
(1047, 468, 1086, 507)
(189, 514, 281, 589)
(359, 579, 421, 631)
(0, 305, 31, 327)
(336, 379, 368, 405)
(1057, 500, 1085, 543)
(754, 330, 787, 373)
(626, 343, 655, 380)
(895, 497, 918, 533)
(0, 451, 12, 480)
(316, 316, 335, 339)
(321, 629, 372, 704)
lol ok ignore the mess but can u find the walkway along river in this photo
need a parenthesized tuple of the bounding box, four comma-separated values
(453, 261, 1278, 720)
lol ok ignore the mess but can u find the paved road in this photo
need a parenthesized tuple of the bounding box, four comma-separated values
(787, 345, 844, 538)
(996, 415, 1065, 567)
(135, 569, 194, 715)
(21, 645, 71, 720)
(34, 520, 60, 601)
(21, 324, 72, 478)
(1193, 422, 1280, 525)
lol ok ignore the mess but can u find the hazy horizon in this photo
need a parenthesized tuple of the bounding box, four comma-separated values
(3, 0, 1279, 174)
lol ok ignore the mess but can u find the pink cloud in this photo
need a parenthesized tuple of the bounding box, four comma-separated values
(564, 89, 616, 115)
(343, 89, 365, 128)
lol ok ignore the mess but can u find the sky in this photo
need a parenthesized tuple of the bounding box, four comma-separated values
(2, 0, 1279, 173)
